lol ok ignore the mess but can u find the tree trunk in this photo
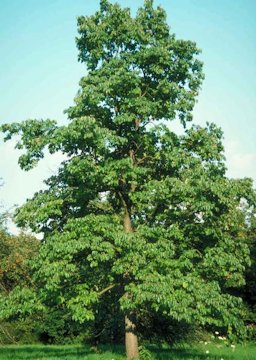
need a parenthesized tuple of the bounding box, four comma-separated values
(123, 205, 139, 359)
(124, 207, 133, 233)
(125, 314, 139, 360)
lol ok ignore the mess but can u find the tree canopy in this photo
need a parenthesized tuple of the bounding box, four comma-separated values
(1, 1, 255, 358)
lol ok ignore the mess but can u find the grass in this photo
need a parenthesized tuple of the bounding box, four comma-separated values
(149, 342, 256, 359)
(0, 342, 255, 359)
(0, 344, 124, 360)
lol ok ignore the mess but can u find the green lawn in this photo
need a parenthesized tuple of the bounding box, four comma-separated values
(0, 343, 255, 360)
(0, 344, 123, 360)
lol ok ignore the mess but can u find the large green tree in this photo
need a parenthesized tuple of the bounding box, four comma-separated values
(1, 1, 255, 358)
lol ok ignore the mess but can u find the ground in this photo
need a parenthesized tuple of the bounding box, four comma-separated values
(0, 343, 255, 359)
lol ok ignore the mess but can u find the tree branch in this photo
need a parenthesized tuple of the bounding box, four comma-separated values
(98, 284, 116, 296)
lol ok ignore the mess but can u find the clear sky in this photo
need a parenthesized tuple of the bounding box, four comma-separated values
(0, 0, 256, 225)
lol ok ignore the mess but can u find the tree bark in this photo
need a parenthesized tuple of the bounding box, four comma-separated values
(123, 204, 139, 359)
(124, 207, 133, 233)
(125, 314, 139, 360)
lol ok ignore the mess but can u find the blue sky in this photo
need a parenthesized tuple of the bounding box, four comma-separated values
(0, 0, 256, 225)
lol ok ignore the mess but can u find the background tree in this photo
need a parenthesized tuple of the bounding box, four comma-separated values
(0, 224, 40, 344)
(1, 1, 255, 358)
(236, 207, 256, 338)
(245, 212, 256, 315)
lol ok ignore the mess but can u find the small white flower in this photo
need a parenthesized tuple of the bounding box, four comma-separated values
(215, 331, 219, 335)
(206, 350, 209, 354)
(204, 341, 208, 345)
(218, 335, 227, 340)
(230, 344, 235, 348)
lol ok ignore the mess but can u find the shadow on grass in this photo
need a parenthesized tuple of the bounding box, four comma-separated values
(149, 346, 233, 360)
(0, 344, 242, 360)
(0, 344, 125, 360)
(0, 346, 87, 360)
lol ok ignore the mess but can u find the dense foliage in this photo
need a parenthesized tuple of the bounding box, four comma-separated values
(0, 0, 255, 358)
(0, 225, 39, 344)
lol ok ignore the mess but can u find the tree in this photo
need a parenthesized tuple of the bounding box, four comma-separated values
(0, 227, 40, 344)
(237, 207, 256, 336)
(1, 1, 255, 358)
(245, 212, 256, 313)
